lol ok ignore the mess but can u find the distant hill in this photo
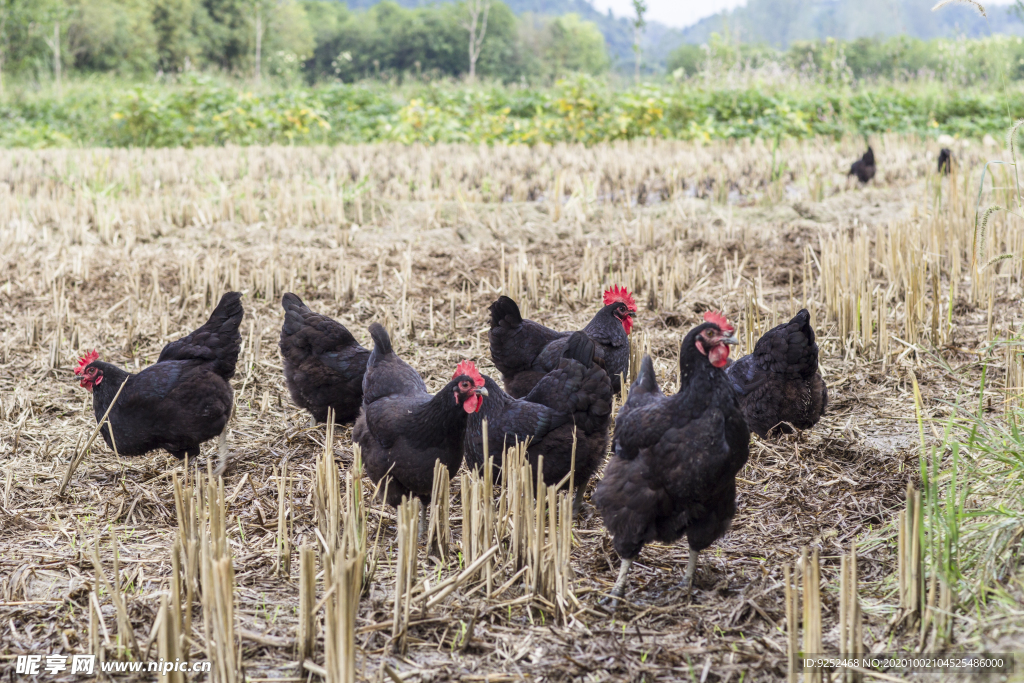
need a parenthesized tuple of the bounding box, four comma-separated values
(340, 0, 686, 72)
(680, 0, 1024, 47)
(338, 0, 1023, 73)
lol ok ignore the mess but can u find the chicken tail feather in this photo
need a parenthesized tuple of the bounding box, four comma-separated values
(633, 355, 658, 393)
(489, 296, 523, 328)
(210, 291, 244, 324)
(791, 308, 814, 345)
(368, 322, 393, 355)
(156, 291, 243, 378)
(563, 331, 595, 367)
(281, 292, 308, 313)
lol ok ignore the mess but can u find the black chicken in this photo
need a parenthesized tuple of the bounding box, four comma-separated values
(354, 323, 487, 525)
(848, 146, 876, 183)
(489, 285, 635, 398)
(465, 331, 612, 512)
(593, 312, 748, 602)
(938, 148, 952, 175)
(74, 292, 244, 459)
(279, 292, 370, 424)
(725, 309, 827, 437)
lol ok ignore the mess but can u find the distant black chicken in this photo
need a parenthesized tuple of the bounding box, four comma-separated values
(938, 148, 952, 175)
(74, 292, 244, 459)
(279, 293, 370, 424)
(489, 285, 635, 397)
(725, 309, 827, 437)
(594, 312, 748, 602)
(848, 147, 876, 183)
(465, 331, 612, 512)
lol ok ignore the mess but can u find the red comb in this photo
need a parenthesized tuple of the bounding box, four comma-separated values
(603, 285, 636, 312)
(703, 311, 734, 333)
(453, 360, 484, 387)
(74, 350, 99, 375)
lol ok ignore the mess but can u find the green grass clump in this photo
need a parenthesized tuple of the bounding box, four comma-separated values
(904, 354, 1024, 649)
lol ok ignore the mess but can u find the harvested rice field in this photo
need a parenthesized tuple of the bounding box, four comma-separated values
(1, 137, 1023, 682)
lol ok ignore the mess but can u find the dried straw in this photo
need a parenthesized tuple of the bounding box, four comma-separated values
(297, 545, 316, 664)
(198, 469, 240, 683)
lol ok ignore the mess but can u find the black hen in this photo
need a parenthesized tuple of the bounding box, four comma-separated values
(74, 292, 244, 459)
(725, 309, 827, 437)
(354, 324, 487, 516)
(594, 312, 748, 601)
(938, 148, 952, 175)
(848, 146, 876, 183)
(489, 285, 635, 397)
(279, 293, 370, 424)
(465, 331, 612, 510)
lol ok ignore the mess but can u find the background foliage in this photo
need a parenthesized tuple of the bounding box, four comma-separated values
(669, 34, 1024, 86)
(1, 74, 1019, 148)
(0, 0, 1021, 148)
(0, 0, 614, 84)
(4, 0, 1024, 84)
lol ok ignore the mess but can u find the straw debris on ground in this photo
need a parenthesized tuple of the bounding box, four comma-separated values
(0, 137, 1021, 681)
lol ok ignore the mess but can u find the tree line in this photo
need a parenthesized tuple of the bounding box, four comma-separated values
(669, 33, 1024, 84)
(0, 0, 610, 87)
(3, 0, 1019, 92)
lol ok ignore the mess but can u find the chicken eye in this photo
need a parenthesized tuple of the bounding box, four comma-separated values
(460, 381, 470, 390)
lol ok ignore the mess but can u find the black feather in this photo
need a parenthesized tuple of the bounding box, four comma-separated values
(594, 321, 749, 570)
(490, 295, 523, 328)
(938, 148, 952, 175)
(369, 323, 393, 356)
(848, 146, 876, 184)
(724, 309, 828, 437)
(279, 293, 369, 424)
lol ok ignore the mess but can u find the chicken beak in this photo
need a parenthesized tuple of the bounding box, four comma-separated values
(721, 335, 739, 346)
(476, 387, 489, 396)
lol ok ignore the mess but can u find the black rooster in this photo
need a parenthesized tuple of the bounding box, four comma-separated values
(489, 285, 635, 397)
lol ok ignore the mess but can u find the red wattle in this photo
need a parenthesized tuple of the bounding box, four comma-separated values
(463, 394, 481, 413)
(709, 345, 730, 368)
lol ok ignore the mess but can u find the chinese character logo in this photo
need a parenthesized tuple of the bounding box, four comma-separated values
(71, 655, 96, 674)
(15, 656, 41, 675)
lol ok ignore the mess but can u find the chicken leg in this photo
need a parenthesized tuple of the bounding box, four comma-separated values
(611, 557, 634, 597)
(419, 503, 429, 543)
(674, 547, 699, 593)
(602, 557, 634, 611)
(572, 486, 587, 518)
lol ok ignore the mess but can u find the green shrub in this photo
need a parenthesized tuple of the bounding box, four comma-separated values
(0, 75, 1017, 148)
